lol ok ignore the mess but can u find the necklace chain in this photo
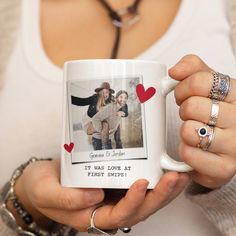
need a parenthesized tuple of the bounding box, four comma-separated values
(98, 0, 142, 58)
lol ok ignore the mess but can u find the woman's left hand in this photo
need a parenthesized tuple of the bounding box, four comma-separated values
(169, 55, 236, 189)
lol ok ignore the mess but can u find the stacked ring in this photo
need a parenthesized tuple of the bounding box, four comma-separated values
(217, 73, 231, 101)
(196, 71, 230, 151)
(203, 126, 215, 151)
(209, 72, 220, 100)
(209, 72, 231, 101)
(196, 126, 210, 149)
(195, 72, 231, 151)
(196, 126, 215, 151)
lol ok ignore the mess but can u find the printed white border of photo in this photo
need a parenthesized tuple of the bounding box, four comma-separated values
(66, 76, 148, 164)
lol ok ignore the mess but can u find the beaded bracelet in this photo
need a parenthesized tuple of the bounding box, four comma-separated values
(11, 197, 33, 226)
(0, 157, 78, 236)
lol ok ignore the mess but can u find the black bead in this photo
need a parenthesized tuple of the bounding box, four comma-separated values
(17, 208, 24, 215)
(13, 200, 20, 208)
(23, 214, 33, 224)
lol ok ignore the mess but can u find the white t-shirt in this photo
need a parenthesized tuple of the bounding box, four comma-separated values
(1, 0, 236, 235)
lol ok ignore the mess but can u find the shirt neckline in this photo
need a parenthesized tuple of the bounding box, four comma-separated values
(21, 0, 197, 82)
(22, 0, 62, 82)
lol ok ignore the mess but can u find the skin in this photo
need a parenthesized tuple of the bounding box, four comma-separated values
(101, 88, 110, 101)
(9, 0, 236, 233)
(116, 93, 128, 107)
(40, 0, 181, 66)
(169, 54, 236, 189)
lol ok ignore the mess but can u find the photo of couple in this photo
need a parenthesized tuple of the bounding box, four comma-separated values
(67, 77, 145, 155)
(72, 82, 129, 150)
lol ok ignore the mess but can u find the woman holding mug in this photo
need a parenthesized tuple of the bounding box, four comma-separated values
(0, 0, 236, 236)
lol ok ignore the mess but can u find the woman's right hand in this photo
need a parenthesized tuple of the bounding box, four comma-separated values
(15, 158, 189, 232)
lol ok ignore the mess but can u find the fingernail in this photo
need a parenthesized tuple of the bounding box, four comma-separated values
(86, 190, 104, 205)
(139, 180, 149, 192)
(179, 173, 191, 187)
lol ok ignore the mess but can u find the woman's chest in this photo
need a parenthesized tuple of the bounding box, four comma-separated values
(40, 0, 181, 67)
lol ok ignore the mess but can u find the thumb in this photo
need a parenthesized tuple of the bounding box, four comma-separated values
(23, 159, 105, 211)
(37, 179, 105, 210)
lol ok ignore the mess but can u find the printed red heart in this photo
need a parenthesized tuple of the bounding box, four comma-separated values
(136, 84, 156, 103)
(64, 142, 74, 153)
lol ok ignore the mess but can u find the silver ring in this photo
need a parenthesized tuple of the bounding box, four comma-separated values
(196, 126, 215, 151)
(209, 72, 220, 100)
(209, 72, 231, 101)
(196, 126, 209, 149)
(217, 73, 231, 101)
(204, 126, 215, 151)
(87, 208, 118, 235)
(208, 99, 220, 126)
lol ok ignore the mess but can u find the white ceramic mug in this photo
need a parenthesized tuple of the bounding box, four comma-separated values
(61, 59, 192, 189)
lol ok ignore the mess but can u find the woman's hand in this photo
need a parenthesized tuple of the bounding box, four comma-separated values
(170, 54, 236, 189)
(15, 159, 189, 231)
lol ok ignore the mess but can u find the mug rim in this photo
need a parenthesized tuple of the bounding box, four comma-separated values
(64, 59, 166, 68)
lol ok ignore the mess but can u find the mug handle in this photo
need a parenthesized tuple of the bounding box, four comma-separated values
(160, 77, 193, 172)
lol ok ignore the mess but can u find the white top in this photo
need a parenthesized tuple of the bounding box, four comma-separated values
(1, 0, 236, 235)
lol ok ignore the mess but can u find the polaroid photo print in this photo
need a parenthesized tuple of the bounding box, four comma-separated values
(66, 76, 148, 164)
